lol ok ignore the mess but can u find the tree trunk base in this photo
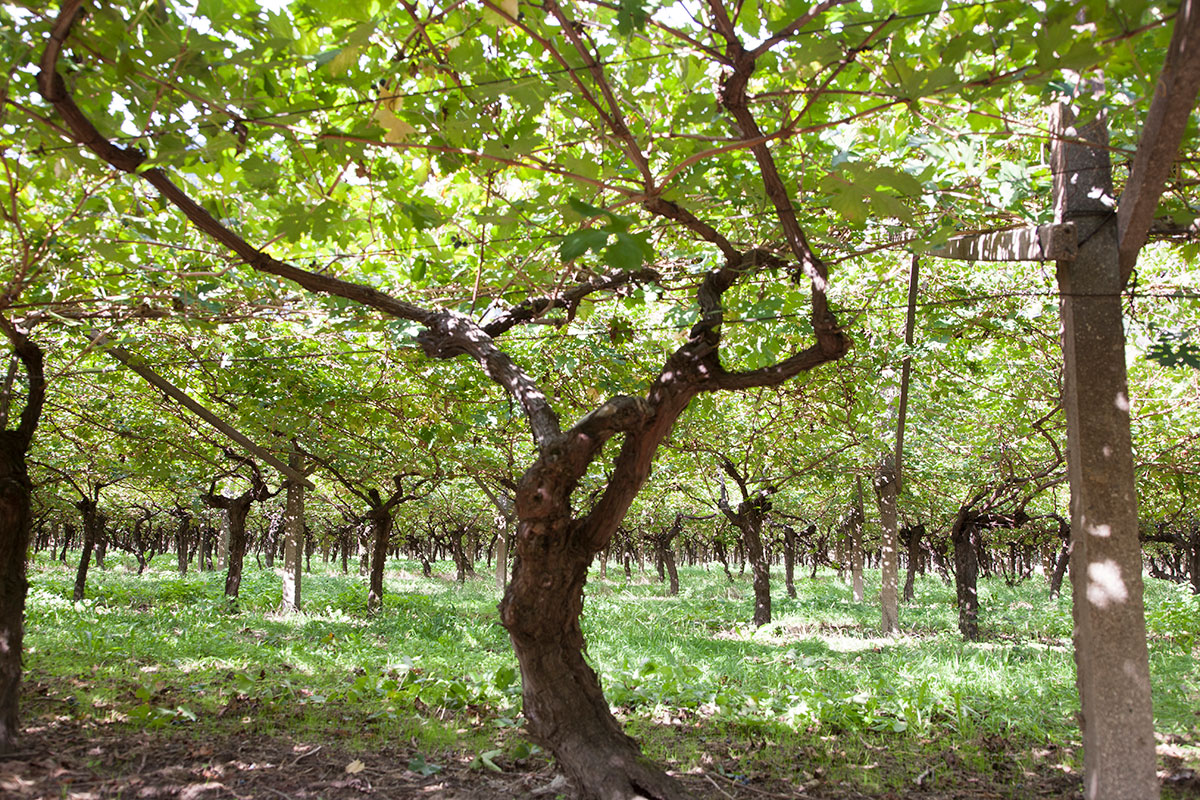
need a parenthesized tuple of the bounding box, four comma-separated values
(0, 577, 23, 755)
(503, 539, 689, 800)
(563, 745, 690, 800)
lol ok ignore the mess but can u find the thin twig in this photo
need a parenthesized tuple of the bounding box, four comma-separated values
(287, 745, 322, 766)
(705, 773, 736, 799)
(711, 771, 795, 798)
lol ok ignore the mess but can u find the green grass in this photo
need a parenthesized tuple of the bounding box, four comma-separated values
(22, 553, 1200, 795)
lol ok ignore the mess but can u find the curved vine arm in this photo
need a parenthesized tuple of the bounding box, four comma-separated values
(0, 315, 44, 451)
(482, 267, 661, 336)
(36, 0, 568, 451)
(706, 0, 850, 359)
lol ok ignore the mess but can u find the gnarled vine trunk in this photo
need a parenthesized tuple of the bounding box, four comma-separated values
(716, 458, 775, 627)
(849, 481, 866, 602)
(503, 528, 685, 800)
(36, 3, 853, 790)
(651, 515, 684, 596)
(953, 507, 1028, 640)
(174, 511, 190, 574)
(781, 524, 797, 598)
(951, 509, 980, 640)
(449, 527, 474, 583)
(0, 328, 44, 753)
(901, 523, 925, 602)
(201, 460, 271, 602)
(72, 497, 103, 603)
(0, 434, 33, 752)
(713, 538, 734, 583)
(366, 509, 392, 612)
(744, 524, 771, 627)
(498, 397, 698, 800)
(221, 499, 253, 600)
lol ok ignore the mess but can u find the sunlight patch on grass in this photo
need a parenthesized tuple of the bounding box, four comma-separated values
(20, 554, 1200, 796)
(820, 635, 900, 653)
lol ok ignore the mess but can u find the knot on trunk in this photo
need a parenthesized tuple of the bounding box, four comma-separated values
(521, 486, 552, 515)
(739, 247, 788, 272)
(416, 311, 476, 360)
(567, 396, 648, 441)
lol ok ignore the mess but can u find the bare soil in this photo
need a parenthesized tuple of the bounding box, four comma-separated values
(0, 714, 1135, 800)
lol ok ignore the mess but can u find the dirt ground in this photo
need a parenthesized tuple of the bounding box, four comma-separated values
(2, 715, 1163, 800)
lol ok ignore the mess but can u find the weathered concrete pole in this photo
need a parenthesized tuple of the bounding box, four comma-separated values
(875, 460, 899, 633)
(1051, 89, 1158, 800)
(281, 448, 305, 612)
(217, 510, 230, 570)
(851, 476, 865, 603)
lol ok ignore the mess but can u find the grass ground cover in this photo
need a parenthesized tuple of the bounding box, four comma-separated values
(12, 553, 1200, 798)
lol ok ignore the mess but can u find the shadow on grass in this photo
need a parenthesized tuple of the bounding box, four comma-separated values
(20, 556, 1200, 799)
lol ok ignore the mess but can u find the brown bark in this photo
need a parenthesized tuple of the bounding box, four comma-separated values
(339, 527, 351, 574)
(414, 533, 433, 577)
(366, 507, 392, 612)
(360, 477, 428, 610)
(663, 546, 679, 596)
(1191, 535, 1200, 596)
(0, 436, 32, 753)
(58, 524, 72, 563)
(745, 527, 770, 627)
(1054, 524, 1088, 590)
(712, 538, 734, 583)
(72, 497, 104, 603)
(650, 515, 685, 596)
(129, 516, 148, 575)
(807, 526, 822, 579)
(201, 462, 270, 602)
(299, 455, 427, 613)
(951, 507, 980, 641)
(37, 5, 851, 792)
(199, 526, 213, 571)
(781, 525, 797, 598)
(0, 326, 43, 753)
(503, 546, 686, 800)
(1046, 515, 1075, 597)
(450, 527, 474, 583)
(901, 523, 925, 602)
(173, 510, 190, 575)
(1150, 523, 1200, 595)
(491, 243, 845, 800)
(716, 458, 775, 627)
(93, 522, 106, 570)
(850, 479, 866, 602)
(501, 283, 839, 796)
(952, 506, 1028, 640)
(498, 390, 697, 799)
(221, 498, 253, 599)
